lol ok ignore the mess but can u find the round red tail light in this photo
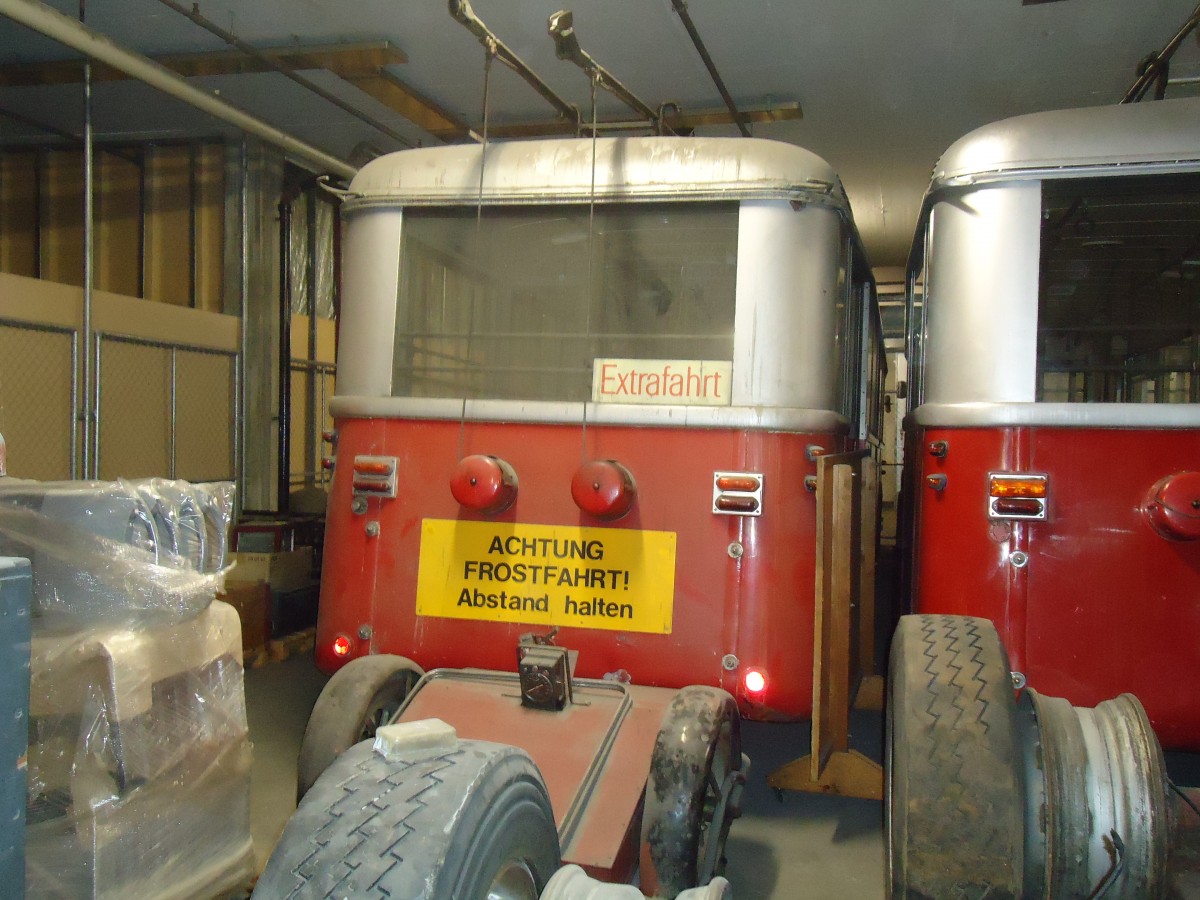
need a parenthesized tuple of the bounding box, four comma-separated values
(743, 668, 767, 695)
(451, 455, 518, 514)
(332, 634, 353, 658)
(571, 460, 637, 520)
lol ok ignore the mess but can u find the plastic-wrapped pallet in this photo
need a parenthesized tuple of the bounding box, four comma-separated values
(0, 479, 256, 900)
(0, 479, 234, 632)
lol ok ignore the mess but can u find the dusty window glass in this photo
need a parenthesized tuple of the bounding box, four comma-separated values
(392, 203, 738, 401)
(1037, 173, 1200, 403)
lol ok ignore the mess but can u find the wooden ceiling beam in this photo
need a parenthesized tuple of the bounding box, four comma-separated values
(0, 40, 473, 143)
(485, 101, 803, 139)
(345, 69, 473, 142)
(0, 40, 794, 145)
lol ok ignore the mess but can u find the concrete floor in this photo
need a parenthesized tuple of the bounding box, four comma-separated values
(243, 653, 886, 899)
(242, 651, 1200, 899)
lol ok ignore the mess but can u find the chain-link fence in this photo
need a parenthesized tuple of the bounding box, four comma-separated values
(0, 318, 237, 483)
(97, 333, 238, 482)
(0, 319, 77, 480)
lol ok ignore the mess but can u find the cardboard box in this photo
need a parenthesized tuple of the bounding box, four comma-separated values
(217, 582, 270, 654)
(227, 547, 313, 594)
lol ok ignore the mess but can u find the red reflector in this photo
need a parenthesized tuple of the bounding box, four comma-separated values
(989, 474, 1047, 498)
(352, 479, 392, 494)
(993, 498, 1044, 517)
(716, 475, 761, 493)
(744, 669, 766, 694)
(716, 496, 759, 514)
(354, 459, 394, 476)
(332, 635, 352, 658)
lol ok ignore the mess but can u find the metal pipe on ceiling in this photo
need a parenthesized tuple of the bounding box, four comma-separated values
(449, 0, 581, 132)
(669, 0, 750, 137)
(1121, 2, 1200, 103)
(0, 0, 357, 179)
(150, 0, 414, 149)
(547, 10, 674, 135)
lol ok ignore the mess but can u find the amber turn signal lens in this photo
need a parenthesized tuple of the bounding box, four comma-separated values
(989, 474, 1048, 498)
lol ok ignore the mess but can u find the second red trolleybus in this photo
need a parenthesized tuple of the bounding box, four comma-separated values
(892, 97, 1200, 900)
(258, 135, 884, 898)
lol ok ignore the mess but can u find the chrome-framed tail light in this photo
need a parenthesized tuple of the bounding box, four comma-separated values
(713, 472, 763, 517)
(987, 472, 1048, 520)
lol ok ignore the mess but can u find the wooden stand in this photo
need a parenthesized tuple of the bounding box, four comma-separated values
(767, 450, 884, 800)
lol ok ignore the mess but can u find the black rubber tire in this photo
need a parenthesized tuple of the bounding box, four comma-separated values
(296, 653, 423, 802)
(255, 738, 560, 900)
(886, 614, 1026, 899)
(640, 685, 744, 898)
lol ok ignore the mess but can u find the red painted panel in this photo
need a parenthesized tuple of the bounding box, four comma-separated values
(908, 424, 1200, 750)
(317, 416, 842, 721)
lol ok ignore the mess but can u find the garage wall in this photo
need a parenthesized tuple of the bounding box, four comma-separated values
(0, 141, 338, 511)
(0, 143, 226, 312)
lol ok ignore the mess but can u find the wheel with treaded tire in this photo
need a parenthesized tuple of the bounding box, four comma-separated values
(640, 685, 746, 898)
(255, 737, 560, 900)
(887, 614, 1025, 899)
(296, 653, 423, 801)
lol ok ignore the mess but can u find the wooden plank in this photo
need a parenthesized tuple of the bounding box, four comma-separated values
(95, 151, 142, 298)
(346, 69, 472, 141)
(767, 749, 882, 801)
(809, 455, 833, 779)
(824, 464, 856, 766)
(0, 152, 39, 278)
(771, 448, 883, 798)
(0, 40, 472, 144)
(143, 146, 192, 306)
(858, 457, 880, 678)
(487, 102, 803, 139)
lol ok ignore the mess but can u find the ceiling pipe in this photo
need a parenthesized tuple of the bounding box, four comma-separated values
(449, 0, 581, 132)
(150, 0, 414, 149)
(547, 10, 674, 136)
(0, 0, 356, 179)
(1121, 2, 1200, 103)
(669, 0, 750, 137)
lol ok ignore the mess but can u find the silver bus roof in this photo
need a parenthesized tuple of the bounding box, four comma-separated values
(933, 96, 1200, 188)
(907, 96, 1200, 277)
(343, 136, 848, 210)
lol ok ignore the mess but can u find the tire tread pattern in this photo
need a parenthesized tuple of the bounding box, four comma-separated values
(255, 738, 556, 900)
(889, 614, 1024, 900)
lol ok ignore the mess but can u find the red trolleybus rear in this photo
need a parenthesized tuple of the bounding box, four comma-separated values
(902, 98, 1200, 751)
(316, 136, 884, 722)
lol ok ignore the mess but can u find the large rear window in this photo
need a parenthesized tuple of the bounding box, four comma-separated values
(391, 203, 738, 402)
(1037, 173, 1200, 403)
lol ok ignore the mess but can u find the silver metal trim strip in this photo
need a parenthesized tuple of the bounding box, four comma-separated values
(912, 402, 1200, 429)
(330, 396, 850, 432)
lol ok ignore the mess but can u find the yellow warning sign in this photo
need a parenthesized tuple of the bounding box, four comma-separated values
(415, 519, 676, 633)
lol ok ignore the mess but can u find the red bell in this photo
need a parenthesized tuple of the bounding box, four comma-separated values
(1144, 471, 1200, 541)
(571, 460, 637, 520)
(451, 455, 518, 514)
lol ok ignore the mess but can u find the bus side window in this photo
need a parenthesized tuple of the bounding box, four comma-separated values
(1036, 172, 1200, 404)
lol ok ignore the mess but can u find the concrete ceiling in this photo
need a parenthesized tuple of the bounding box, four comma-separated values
(1, 0, 1198, 268)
